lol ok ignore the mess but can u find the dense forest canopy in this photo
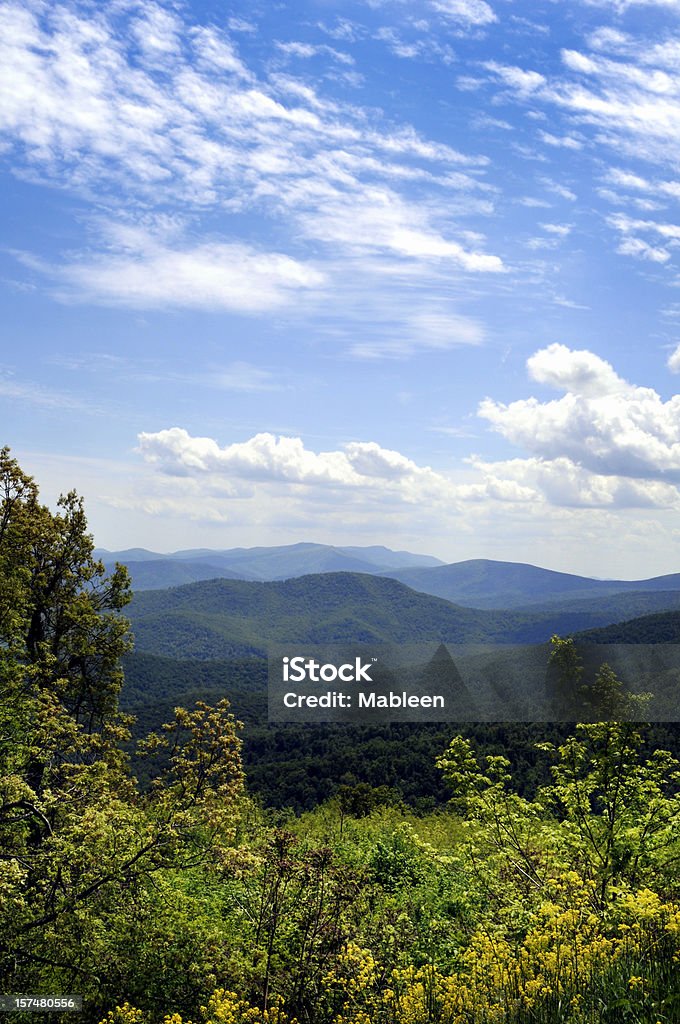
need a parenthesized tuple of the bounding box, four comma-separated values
(1, 449, 679, 1024)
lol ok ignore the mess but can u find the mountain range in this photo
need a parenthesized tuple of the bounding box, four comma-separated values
(99, 543, 680, 610)
(95, 542, 443, 590)
(111, 546, 680, 810)
(126, 571, 680, 660)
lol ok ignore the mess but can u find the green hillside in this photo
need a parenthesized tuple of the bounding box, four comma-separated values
(127, 572, 680, 659)
(127, 573, 519, 657)
(576, 608, 680, 644)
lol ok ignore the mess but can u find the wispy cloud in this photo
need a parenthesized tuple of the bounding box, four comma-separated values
(428, 0, 497, 26)
(32, 229, 325, 313)
(274, 40, 354, 65)
(0, 0, 502, 343)
(584, 0, 680, 10)
(606, 212, 679, 262)
(0, 373, 100, 413)
(364, 0, 496, 28)
(482, 28, 680, 267)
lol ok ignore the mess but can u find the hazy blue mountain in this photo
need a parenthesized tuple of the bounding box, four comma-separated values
(97, 542, 443, 588)
(512, 590, 680, 621)
(119, 559, 250, 591)
(192, 543, 394, 580)
(335, 545, 443, 569)
(385, 558, 680, 609)
(95, 547, 165, 562)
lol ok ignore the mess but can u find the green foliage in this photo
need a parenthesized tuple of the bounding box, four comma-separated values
(0, 450, 245, 1019)
(578, 607, 680, 643)
(540, 722, 680, 902)
(438, 719, 680, 907)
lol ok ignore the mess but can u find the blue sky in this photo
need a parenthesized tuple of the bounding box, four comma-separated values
(4, 0, 680, 577)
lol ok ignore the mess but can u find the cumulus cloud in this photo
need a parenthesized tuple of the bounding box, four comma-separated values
(465, 455, 680, 509)
(137, 345, 680, 518)
(479, 344, 680, 489)
(136, 428, 447, 498)
(527, 342, 630, 396)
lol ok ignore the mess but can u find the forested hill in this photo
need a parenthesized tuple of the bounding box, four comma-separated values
(126, 571, 680, 659)
(576, 609, 680, 644)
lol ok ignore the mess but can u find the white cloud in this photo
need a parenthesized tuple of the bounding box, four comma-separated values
(275, 40, 354, 65)
(616, 236, 671, 261)
(136, 428, 449, 501)
(479, 344, 680, 487)
(668, 344, 680, 371)
(0, 0, 503, 335)
(465, 455, 680, 509)
(46, 231, 324, 312)
(607, 167, 680, 199)
(609, 213, 680, 240)
(349, 309, 485, 358)
(191, 25, 253, 78)
(482, 27, 680, 232)
(584, 0, 680, 10)
(132, 3, 181, 58)
(373, 26, 456, 64)
(539, 131, 583, 150)
(527, 343, 629, 396)
(367, 0, 496, 27)
(136, 345, 680, 518)
(485, 62, 546, 94)
(540, 222, 572, 236)
(294, 186, 502, 270)
(430, 0, 497, 24)
(196, 363, 282, 392)
(607, 212, 676, 262)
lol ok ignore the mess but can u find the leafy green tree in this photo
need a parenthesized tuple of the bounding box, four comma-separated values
(0, 450, 244, 1017)
(438, 724, 680, 911)
(538, 721, 680, 903)
(547, 634, 585, 719)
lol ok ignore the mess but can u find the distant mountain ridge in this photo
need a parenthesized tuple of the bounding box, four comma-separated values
(385, 558, 680, 609)
(96, 546, 680, 607)
(95, 542, 443, 590)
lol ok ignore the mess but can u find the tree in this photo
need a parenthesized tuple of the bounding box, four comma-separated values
(0, 449, 244, 1016)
